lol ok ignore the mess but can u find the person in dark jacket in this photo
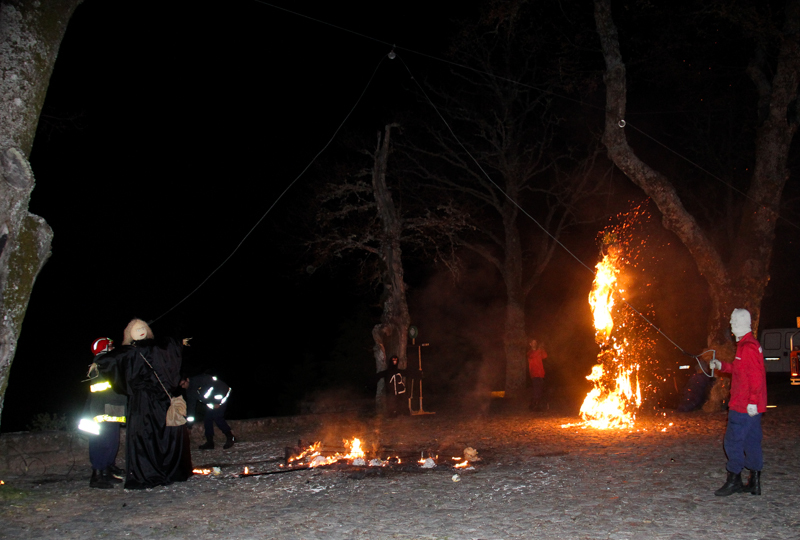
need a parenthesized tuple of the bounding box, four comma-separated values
(180, 373, 235, 450)
(377, 355, 406, 417)
(709, 308, 768, 496)
(96, 318, 193, 489)
(78, 337, 127, 489)
(676, 363, 713, 412)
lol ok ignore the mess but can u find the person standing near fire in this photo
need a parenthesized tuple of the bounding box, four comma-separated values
(380, 355, 406, 417)
(709, 308, 767, 496)
(79, 337, 127, 489)
(96, 318, 194, 489)
(180, 373, 235, 450)
(527, 339, 548, 411)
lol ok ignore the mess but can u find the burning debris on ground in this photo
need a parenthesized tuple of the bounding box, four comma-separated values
(228, 437, 481, 478)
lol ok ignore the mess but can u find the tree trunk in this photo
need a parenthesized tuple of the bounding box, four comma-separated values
(593, 0, 800, 384)
(370, 125, 411, 405)
(0, 0, 81, 427)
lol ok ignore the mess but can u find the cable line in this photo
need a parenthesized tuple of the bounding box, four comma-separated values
(398, 52, 712, 363)
(251, 0, 598, 111)
(150, 54, 388, 325)
(251, 1, 800, 232)
(625, 121, 800, 232)
(151, 3, 786, 372)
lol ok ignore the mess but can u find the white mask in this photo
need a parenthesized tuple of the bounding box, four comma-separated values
(730, 309, 752, 341)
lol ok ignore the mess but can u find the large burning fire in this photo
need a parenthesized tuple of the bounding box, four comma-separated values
(580, 243, 641, 428)
(571, 211, 656, 430)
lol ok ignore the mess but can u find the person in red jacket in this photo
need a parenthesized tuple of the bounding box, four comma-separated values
(527, 339, 548, 411)
(709, 308, 767, 496)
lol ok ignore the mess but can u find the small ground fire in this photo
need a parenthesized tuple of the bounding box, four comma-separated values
(279, 438, 477, 469)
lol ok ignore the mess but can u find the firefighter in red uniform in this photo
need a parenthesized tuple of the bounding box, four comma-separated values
(709, 308, 767, 496)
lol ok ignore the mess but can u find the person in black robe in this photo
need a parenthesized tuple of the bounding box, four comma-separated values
(376, 355, 406, 417)
(96, 318, 193, 489)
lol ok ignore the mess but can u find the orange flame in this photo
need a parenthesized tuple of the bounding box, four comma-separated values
(345, 437, 365, 460)
(288, 437, 367, 468)
(578, 245, 642, 429)
(589, 251, 619, 338)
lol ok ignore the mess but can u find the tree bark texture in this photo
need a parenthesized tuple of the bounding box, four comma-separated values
(593, 0, 800, 380)
(0, 0, 80, 427)
(370, 125, 411, 402)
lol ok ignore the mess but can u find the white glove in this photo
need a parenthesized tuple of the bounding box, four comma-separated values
(709, 359, 722, 371)
(747, 404, 758, 417)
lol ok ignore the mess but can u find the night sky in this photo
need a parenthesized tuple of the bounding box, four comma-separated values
(3, 1, 799, 432)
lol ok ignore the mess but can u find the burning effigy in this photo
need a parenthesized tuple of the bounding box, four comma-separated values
(567, 209, 656, 430)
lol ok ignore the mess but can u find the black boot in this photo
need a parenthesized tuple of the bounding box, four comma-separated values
(199, 437, 215, 450)
(90, 469, 112, 489)
(741, 470, 761, 495)
(714, 471, 744, 496)
(104, 467, 123, 484)
(107, 464, 125, 480)
(223, 432, 235, 449)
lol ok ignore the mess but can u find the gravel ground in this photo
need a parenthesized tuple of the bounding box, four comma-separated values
(1, 404, 799, 540)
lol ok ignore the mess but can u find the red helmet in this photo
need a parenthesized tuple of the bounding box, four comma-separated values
(91, 337, 113, 355)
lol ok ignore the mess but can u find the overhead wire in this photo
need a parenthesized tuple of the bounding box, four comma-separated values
(149, 54, 388, 325)
(250, 1, 800, 232)
(251, 0, 800, 231)
(395, 55, 595, 277)
(624, 121, 800, 232)
(395, 53, 708, 363)
(153, 2, 788, 370)
(250, 0, 595, 110)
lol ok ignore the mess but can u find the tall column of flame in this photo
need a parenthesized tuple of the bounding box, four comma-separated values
(580, 246, 642, 429)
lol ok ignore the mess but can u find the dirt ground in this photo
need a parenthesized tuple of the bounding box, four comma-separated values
(1, 403, 799, 540)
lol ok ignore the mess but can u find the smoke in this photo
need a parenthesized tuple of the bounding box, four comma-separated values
(407, 254, 507, 414)
(401, 200, 711, 415)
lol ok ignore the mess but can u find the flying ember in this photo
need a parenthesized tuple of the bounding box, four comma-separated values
(573, 211, 655, 430)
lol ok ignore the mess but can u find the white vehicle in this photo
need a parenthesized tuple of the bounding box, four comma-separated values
(758, 327, 800, 385)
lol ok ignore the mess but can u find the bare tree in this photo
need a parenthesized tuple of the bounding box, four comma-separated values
(0, 0, 83, 427)
(403, 6, 606, 398)
(310, 124, 466, 402)
(593, 0, 800, 377)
